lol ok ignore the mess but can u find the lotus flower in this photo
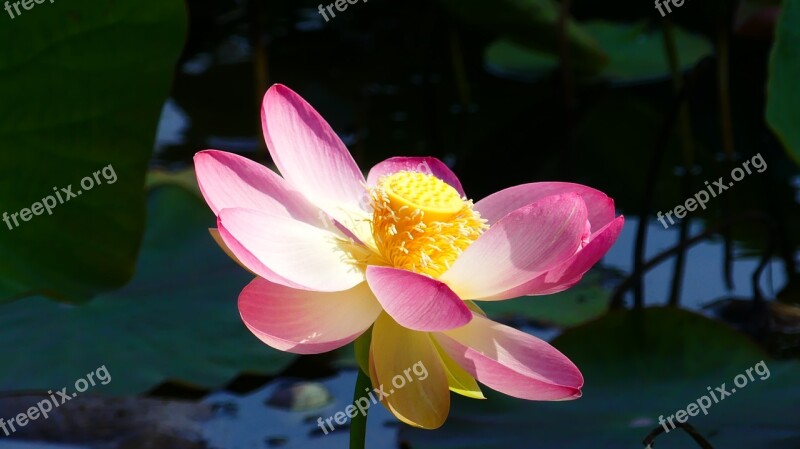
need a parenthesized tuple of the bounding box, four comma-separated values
(194, 84, 624, 429)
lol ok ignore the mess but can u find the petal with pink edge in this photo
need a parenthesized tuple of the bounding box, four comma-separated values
(194, 150, 322, 225)
(218, 208, 366, 292)
(435, 313, 583, 400)
(216, 222, 304, 289)
(439, 193, 588, 300)
(366, 266, 472, 331)
(239, 278, 380, 354)
(370, 313, 450, 429)
(366, 157, 465, 197)
(479, 215, 625, 300)
(262, 84, 367, 222)
(209, 228, 255, 276)
(476, 182, 616, 231)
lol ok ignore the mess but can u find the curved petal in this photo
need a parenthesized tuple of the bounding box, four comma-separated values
(475, 182, 616, 231)
(194, 150, 322, 225)
(432, 339, 485, 399)
(216, 222, 305, 289)
(435, 314, 583, 400)
(366, 157, 465, 197)
(439, 193, 588, 300)
(239, 278, 380, 354)
(262, 84, 368, 220)
(366, 266, 472, 331)
(209, 228, 256, 275)
(370, 313, 450, 429)
(218, 208, 366, 292)
(479, 215, 625, 300)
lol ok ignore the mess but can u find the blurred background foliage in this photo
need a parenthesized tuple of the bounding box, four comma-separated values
(0, 0, 798, 447)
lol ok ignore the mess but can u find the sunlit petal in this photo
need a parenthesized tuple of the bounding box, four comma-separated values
(436, 314, 583, 400)
(240, 279, 380, 354)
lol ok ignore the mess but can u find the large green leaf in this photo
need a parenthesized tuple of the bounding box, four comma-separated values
(437, 0, 607, 71)
(766, 0, 800, 166)
(0, 0, 186, 303)
(484, 38, 558, 82)
(402, 308, 800, 448)
(586, 21, 712, 84)
(485, 21, 713, 85)
(0, 184, 296, 395)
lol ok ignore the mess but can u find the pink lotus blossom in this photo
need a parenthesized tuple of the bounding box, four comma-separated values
(194, 84, 624, 429)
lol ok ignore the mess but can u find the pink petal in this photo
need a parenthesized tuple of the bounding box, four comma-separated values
(435, 313, 583, 400)
(216, 223, 304, 289)
(365, 266, 472, 331)
(439, 193, 588, 300)
(218, 208, 365, 292)
(239, 278, 381, 354)
(481, 215, 625, 300)
(194, 150, 321, 225)
(366, 157, 465, 197)
(476, 182, 616, 231)
(262, 84, 367, 218)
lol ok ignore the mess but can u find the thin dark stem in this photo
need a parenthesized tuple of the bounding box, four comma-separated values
(630, 65, 690, 310)
(722, 205, 736, 290)
(248, 0, 269, 155)
(669, 189, 690, 306)
(717, 23, 735, 162)
(752, 225, 777, 306)
(349, 368, 371, 449)
(449, 27, 471, 108)
(556, 0, 577, 179)
(663, 23, 692, 162)
(779, 228, 799, 283)
(663, 19, 694, 307)
(642, 422, 714, 449)
(610, 213, 768, 310)
(717, 16, 737, 290)
(557, 0, 575, 111)
(762, 145, 798, 284)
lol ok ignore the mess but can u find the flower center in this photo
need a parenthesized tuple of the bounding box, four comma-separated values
(369, 171, 487, 278)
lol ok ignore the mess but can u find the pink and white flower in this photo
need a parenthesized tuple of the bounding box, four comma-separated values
(194, 84, 624, 429)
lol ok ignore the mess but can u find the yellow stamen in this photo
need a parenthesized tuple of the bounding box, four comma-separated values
(370, 171, 487, 278)
(384, 171, 464, 222)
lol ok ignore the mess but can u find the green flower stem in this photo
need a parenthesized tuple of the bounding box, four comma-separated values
(349, 367, 371, 449)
